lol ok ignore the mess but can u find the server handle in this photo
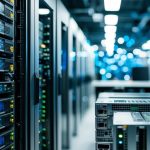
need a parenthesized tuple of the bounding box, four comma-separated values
(34, 74, 39, 105)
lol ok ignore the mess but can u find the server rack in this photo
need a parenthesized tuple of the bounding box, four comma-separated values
(0, 0, 32, 149)
(56, 1, 71, 149)
(28, 0, 56, 150)
(15, 0, 29, 149)
(95, 96, 150, 150)
(0, 1, 15, 149)
(68, 18, 80, 136)
(79, 42, 87, 119)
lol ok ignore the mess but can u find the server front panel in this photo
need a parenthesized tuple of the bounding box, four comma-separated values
(39, 1, 53, 149)
(0, 0, 14, 149)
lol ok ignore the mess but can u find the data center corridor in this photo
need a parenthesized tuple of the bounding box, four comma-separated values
(1, 0, 150, 150)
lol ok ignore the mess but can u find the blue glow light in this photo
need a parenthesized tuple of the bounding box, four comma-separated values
(119, 141, 123, 144)
(117, 48, 123, 54)
(114, 45, 118, 51)
(99, 51, 105, 57)
(100, 69, 106, 75)
(126, 38, 135, 47)
(0, 102, 4, 112)
(124, 35, 129, 42)
(110, 65, 118, 70)
(106, 73, 112, 79)
(0, 136, 4, 146)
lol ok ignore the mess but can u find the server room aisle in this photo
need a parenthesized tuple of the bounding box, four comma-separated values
(71, 102, 95, 150)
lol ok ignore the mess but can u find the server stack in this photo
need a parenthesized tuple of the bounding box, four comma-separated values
(0, 0, 15, 149)
(95, 93, 150, 150)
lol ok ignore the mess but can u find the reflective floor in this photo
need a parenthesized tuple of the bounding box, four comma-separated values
(71, 102, 95, 150)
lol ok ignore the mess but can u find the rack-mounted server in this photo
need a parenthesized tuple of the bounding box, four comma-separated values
(38, 0, 54, 149)
(98, 92, 150, 99)
(0, 0, 14, 149)
(95, 95, 150, 150)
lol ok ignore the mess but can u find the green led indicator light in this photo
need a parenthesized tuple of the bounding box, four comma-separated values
(42, 119, 46, 122)
(42, 90, 46, 93)
(11, 132, 14, 136)
(42, 95, 46, 98)
(42, 110, 46, 113)
(42, 106, 46, 109)
(43, 144, 47, 147)
(42, 100, 46, 103)
(118, 134, 123, 138)
(42, 114, 46, 117)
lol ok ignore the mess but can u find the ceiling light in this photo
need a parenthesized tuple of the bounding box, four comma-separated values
(100, 69, 106, 75)
(124, 75, 130, 81)
(105, 39, 116, 44)
(106, 73, 112, 79)
(104, 25, 117, 33)
(118, 37, 124, 44)
(104, 0, 122, 11)
(142, 40, 150, 50)
(39, 9, 50, 15)
(106, 44, 115, 56)
(133, 49, 141, 55)
(127, 53, 134, 59)
(91, 45, 99, 51)
(99, 51, 105, 57)
(104, 15, 118, 25)
(92, 13, 103, 22)
(105, 33, 116, 39)
(101, 39, 106, 47)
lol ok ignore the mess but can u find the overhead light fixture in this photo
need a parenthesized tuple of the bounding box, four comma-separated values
(106, 47, 114, 56)
(104, 0, 122, 11)
(105, 39, 115, 44)
(92, 13, 103, 22)
(142, 40, 150, 50)
(104, 25, 117, 33)
(105, 32, 116, 39)
(91, 45, 99, 51)
(101, 39, 106, 47)
(39, 8, 50, 15)
(104, 15, 118, 25)
(118, 37, 124, 44)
